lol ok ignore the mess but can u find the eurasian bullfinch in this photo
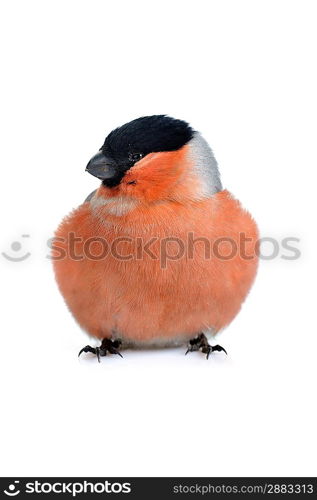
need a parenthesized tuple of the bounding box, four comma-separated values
(53, 115, 258, 361)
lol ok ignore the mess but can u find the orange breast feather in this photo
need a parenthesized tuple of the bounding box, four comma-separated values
(53, 190, 258, 344)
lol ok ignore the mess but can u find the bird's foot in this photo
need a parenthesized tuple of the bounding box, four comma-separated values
(78, 338, 123, 362)
(185, 333, 227, 359)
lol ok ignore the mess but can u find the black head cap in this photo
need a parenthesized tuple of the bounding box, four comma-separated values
(86, 115, 194, 187)
(102, 115, 194, 158)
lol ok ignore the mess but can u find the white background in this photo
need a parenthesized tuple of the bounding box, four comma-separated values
(0, 0, 316, 477)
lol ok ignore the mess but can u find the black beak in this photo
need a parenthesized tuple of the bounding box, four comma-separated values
(85, 151, 117, 180)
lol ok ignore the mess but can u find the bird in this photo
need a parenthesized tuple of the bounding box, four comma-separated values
(53, 115, 258, 361)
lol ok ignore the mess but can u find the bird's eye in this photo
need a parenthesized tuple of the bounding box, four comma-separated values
(128, 153, 144, 162)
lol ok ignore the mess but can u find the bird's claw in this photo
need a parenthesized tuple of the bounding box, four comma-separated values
(185, 333, 227, 359)
(78, 339, 123, 362)
(105, 339, 123, 358)
(202, 344, 227, 359)
(78, 345, 101, 361)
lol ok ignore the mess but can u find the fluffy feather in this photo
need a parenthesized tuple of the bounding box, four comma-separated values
(53, 126, 258, 347)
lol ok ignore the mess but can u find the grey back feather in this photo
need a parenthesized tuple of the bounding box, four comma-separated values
(85, 190, 97, 202)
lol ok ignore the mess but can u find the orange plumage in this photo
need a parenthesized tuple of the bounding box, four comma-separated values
(53, 116, 258, 357)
